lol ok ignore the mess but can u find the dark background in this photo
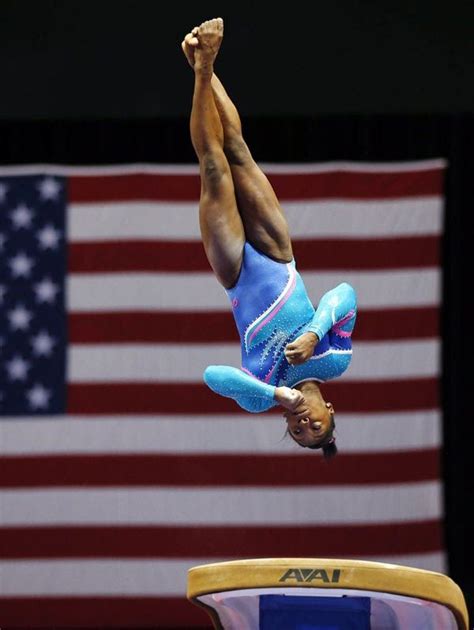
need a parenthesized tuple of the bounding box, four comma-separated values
(1, 0, 473, 625)
(1, 1, 474, 119)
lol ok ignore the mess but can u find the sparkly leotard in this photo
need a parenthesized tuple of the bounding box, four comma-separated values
(204, 242, 357, 412)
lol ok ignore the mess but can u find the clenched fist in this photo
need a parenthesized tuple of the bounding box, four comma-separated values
(274, 386, 308, 415)
(284, 332, 319, 365)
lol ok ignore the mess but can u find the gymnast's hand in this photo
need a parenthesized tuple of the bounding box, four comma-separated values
(284, 332, 319, 365)
(274, 386, 309, 415)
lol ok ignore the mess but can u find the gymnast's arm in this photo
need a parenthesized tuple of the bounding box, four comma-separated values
(203, 365, 308, 414)
(308, 281, 357, 340)
(285, 282, 357, 365)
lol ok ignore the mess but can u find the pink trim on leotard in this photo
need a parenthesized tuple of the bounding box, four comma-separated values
(263, 363, 277, 383)
(241, 366, 256, 378)
(246, 265, 297, 348)
(242, 363, 278, 385)
(332, 309, 356, 337)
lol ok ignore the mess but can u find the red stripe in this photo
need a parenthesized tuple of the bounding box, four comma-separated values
(68, 169, 444, 202)
(271, 169, 444, 200)
(292, 236, 440, 270)
(69, 306, 439, 343)
(0, 449, 440, 488)
(67, 378, 439, 414)
(70, 173, 201, 202)
(68, 236, 440, 273)
(0, 597, 209, 628)
(0, 520, 442, 559)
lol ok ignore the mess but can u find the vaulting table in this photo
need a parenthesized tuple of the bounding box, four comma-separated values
(187, 558, 469, 629)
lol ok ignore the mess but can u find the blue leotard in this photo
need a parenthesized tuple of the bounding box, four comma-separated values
(204, 242, 357, 412)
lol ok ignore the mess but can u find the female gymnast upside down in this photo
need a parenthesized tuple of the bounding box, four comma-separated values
(182, 18, 357, 458)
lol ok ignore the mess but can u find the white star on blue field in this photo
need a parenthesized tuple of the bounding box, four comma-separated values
(0, 175, 67, 416)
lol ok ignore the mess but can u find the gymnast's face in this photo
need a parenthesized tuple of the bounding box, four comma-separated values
(285, 400, 334, 448)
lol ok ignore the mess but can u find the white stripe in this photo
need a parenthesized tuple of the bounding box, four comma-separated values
(0, 159, 446, 177)
(69, 201, 203, 241)
(68, 197, 443, 241)
(347, 339, 440, 381)
(335, 410, 441, 452)
(0, 411, 441, 455)
(0, 558, 203, 596)
(0, 552, 446, 596)
(68, 339, 439, 383)
(68, 268, 440, 311)
(0, 483, 441, 525)
(259, 159, 447, 173)
(0, 164, 199, 176)
(285, 198, 442, 237)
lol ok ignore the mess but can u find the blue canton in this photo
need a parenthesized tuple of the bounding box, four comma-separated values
(0, 175, 67, 416)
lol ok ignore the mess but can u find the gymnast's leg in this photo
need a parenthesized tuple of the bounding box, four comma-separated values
(187, 18, 245, 289)
(183, 27, 293, 264)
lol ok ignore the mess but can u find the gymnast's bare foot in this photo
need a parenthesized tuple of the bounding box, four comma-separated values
(194, 18, 224, 77)
(181, 28, 198, 68)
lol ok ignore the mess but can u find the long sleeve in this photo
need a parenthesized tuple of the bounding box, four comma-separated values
(307, 282, 357, 341)
(203, 365, 276, 413)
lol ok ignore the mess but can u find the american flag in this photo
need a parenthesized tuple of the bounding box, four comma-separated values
(0, 160, 445, 628)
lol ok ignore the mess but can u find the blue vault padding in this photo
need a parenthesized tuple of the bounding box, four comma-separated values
(260, 595, 371, 630)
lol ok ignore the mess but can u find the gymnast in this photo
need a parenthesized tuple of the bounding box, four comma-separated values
(182, 18, 357, 458)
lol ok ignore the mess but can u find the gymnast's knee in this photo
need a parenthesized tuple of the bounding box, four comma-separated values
(200, 152, 229, 186)
(224, 135, 252, 167)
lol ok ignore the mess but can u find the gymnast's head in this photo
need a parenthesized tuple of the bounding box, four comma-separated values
(284, 394, 338, 459)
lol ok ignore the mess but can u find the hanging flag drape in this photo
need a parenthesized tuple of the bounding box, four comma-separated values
(0, 160, 445, 628)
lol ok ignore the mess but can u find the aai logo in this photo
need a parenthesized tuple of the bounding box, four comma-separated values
(278, 568, 342, 583)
